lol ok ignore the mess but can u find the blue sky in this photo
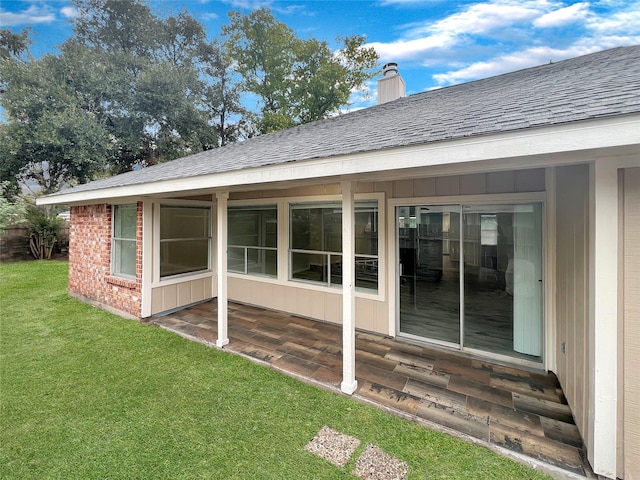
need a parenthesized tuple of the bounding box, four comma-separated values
(1, 0, 639, 108)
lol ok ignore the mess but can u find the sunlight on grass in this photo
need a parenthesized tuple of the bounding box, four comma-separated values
(0, 261, 551, 479)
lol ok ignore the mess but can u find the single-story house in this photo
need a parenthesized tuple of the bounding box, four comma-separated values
(39, 46, 640, 479)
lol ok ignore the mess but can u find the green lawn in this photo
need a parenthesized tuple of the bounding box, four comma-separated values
(0, 261, 551, 479)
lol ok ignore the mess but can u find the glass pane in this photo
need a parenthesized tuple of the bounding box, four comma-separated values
(160, 206, 210, 240)
(290, 203, 341, 252)
(355, 201, 378, 255)
(399, 205, 460, 344)
(291, 252, 327, 284)
(329, 255, 342, 286)
(114, 204, 137, 239)
(462, 204, 542, 362)
(356, 256, 378, 291)
(228, 246, 245, 273)
(228, 207, 277, 248)
(247, 248, 277, 277)
(160, 239, 209, 278)
(323, 209, 342, 252)
(114, 239, 136, 277)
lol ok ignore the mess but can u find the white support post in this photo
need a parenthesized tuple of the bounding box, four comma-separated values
(341, 181, 357, 395)
(216, 191, 230, 348)
(588, 159, 618, 478)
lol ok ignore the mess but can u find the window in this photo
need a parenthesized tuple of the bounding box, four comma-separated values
(228, 205, 277, 277)
(112, 204, 137, 278)
(160, 205, 211, 278)
(289, 200, 378, 290)
(354, 201, 379, 290)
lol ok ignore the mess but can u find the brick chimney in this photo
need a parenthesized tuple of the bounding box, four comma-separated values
(377, 62, 406, 104)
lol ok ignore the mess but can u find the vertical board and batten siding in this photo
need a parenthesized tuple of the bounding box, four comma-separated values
(622, 167, 640, 480)
(150, 277, 214, 315)
(227, 279, 389, 333)
(554, 165, 590, 458)
(371, 169, 546, 198)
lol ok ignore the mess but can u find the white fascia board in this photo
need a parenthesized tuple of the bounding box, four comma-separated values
(37, 115, 640, 206)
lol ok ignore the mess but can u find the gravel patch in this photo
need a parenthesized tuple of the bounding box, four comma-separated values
(305, 426, 361, 467)
(354, 444, 409, 480)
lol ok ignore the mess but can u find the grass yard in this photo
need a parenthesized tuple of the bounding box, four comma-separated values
(0, 261, 551, 479)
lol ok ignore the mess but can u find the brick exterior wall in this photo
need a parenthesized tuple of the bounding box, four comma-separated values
(68, 202, 143, 318)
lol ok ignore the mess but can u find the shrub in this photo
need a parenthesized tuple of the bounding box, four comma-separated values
(25, 204, 64, 260)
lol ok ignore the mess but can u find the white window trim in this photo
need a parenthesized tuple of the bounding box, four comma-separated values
(152, 199, 214, 286)
(227, 203, 278, 278)
(111, 203, 137, 279)
(387, 191, 546, 366)
(227, 192, 386, 300)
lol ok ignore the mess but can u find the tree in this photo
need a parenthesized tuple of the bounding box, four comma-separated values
(0, 182, 26, 228)
(1, 2, 380, 195)
(0, 28, 31, 60)
(223, 8, 297, 134)
(199, 40, 249, 146)
(73, 0, 158, 57)
(223, 8, 379, 134)
(69, 0, 215, 167)
(0, 49, 113, 194)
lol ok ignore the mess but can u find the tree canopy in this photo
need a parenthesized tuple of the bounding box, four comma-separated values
(0, 0, 379, 197)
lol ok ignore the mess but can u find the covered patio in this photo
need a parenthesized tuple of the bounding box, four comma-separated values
(151, 300, 592, 478)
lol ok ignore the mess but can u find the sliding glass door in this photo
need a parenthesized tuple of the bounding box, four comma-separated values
(397, 202, 543, 363)
(398, 206, 460, 345)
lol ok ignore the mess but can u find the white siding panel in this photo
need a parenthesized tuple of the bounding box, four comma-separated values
(435, 175, 460, 196)
(227, 276, 386, 334)
(623, 167, 640, 480)
(554, 164, 590, 449)
(150, 277, 213, 315)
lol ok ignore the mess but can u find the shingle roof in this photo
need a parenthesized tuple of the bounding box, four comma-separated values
(47, 45, 640, 197)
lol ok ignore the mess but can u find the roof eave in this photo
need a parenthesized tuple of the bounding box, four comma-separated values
(37, 115, 640, 206)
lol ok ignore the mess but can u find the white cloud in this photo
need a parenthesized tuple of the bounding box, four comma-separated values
(533, 2, 590, 28)
(367, 1, 553, 62)
(60, 6, 79, 19)
(429, 1, 543, 36)
(432, 45, 599, 85)
(222, 0, 273, 9)
(365, 0, 640, 90)
(221, 0, 306, 15)
(586, 4, 640, 35)
(367, 33, 455, 61)
(201, 12, 219, 20)
(0, 5, 55, 27)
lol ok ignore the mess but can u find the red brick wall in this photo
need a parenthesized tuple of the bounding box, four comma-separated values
(68, 203, 143, 317)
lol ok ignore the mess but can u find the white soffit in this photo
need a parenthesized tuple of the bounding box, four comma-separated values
(37, 115, 640, 205)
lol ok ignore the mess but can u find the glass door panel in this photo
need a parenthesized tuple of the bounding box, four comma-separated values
(462, 203, 543, 362)
(398, 205, 460, 345)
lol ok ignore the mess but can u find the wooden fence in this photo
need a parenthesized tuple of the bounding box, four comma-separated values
(0, 225, 69, 262)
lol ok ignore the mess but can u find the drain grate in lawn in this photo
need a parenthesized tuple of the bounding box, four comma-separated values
(305, 426, 409, 479)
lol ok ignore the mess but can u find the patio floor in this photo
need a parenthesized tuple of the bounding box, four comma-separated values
(150, 299, 593, 479)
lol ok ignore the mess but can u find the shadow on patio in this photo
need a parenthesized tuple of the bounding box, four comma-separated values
(151, 299, 593, 479)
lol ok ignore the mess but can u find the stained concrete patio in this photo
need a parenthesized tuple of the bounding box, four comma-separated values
(150, 299, 593, 479)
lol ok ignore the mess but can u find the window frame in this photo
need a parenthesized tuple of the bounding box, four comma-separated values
(227, 193, 384, 300)
(288, 199, 380, 291)
(111, 203, 138, 279)
(227, 204, 278, 277)
(154, 201, 213, 283)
